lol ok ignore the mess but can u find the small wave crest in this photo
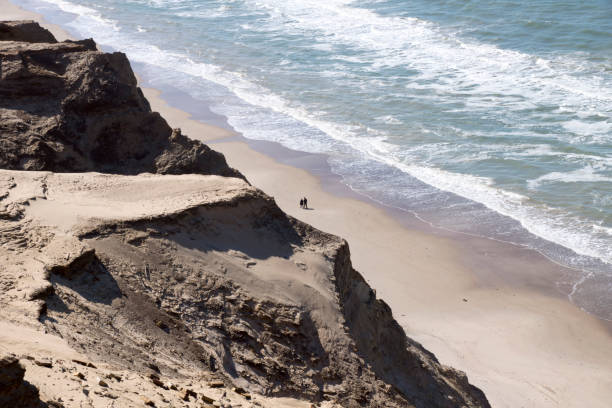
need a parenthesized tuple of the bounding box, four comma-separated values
(528, 165, 612, 189)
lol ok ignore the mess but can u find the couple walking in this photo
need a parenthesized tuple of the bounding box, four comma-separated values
(299, 197, 308, 209)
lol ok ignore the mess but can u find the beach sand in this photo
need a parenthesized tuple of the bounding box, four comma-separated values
(3, 2, 612, 407)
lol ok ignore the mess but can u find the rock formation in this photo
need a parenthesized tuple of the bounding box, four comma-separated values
(0, 21, 490, 407)
(0, 20, 56, 43)
(0, 21, 241, 178)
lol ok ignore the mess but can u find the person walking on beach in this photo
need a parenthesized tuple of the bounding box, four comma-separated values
(299, 198, 304, 208)
(303, 197, 308, 209)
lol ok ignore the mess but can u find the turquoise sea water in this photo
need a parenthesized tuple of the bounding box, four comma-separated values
(11, 0, 612, 317)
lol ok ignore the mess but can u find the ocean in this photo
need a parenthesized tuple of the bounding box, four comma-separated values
(10, 0, 612, 318)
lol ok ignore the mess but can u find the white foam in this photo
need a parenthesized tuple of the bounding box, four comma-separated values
(593, 224, 612, 236)
(501, 145, 612, 169)
(40, 0, 120, 31)
(369, 146, 612, 263)
(243, 0, 612, 141)
(528, 165, 612, 189)
(563, 119, 612, 137)
(376, 115, 403, 125)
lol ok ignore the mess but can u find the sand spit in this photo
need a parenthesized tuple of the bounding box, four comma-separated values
(0, 21, 489, 407)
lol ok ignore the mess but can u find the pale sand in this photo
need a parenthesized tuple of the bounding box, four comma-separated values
(4, 1, 612, 407)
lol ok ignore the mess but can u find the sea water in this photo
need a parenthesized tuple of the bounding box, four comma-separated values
(10, 0, 612, 318)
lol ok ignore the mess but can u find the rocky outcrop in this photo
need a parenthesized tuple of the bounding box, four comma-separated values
(0, 353, 46, 408)
(0, 26, 241, 178)
(0, 20, 56, 43)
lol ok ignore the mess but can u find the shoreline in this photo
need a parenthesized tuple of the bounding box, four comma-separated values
(3, 2, 612, 407)
(137, 73, 598, 309)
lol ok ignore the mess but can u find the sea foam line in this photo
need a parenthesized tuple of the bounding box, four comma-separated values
(243, 0, 612, 118)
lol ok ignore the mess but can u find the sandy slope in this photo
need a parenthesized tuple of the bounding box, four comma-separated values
(0, 170, 325, 408)
(0, 171, 315, 408)
(0, 170, 314, 408)
(0, 168, 489, 407)
(0, 321, 313, 408)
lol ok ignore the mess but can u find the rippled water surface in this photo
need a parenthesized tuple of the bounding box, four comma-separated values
(13, 0, 612, 317)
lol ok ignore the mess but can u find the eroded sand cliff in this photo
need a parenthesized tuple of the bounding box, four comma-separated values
(0, 21, 489, 408)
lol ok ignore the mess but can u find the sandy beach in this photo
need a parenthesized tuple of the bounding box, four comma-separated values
(3, 2, 612, 407)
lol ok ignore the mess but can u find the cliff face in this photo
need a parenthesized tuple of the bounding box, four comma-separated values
(0, 170, 488, 408)
(0, 22, 490, 408)
(0, 22, 241, 178)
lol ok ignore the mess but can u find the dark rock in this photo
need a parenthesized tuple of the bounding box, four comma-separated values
(201, 394, 215, 404)
(208, 381, 224, 388)
(179, 388, 197, 401)
(106, 373, 122, 382)
(0, 353, 46, 408)
(0, 20, 57, 43)
(154, 319, 169, 333)
(33, 358, 52, 368)
(71, 358, 95, 368)
(0, 23, 242, 179)
(148, 373, 167, 389)
(140, 396, 156, 407)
